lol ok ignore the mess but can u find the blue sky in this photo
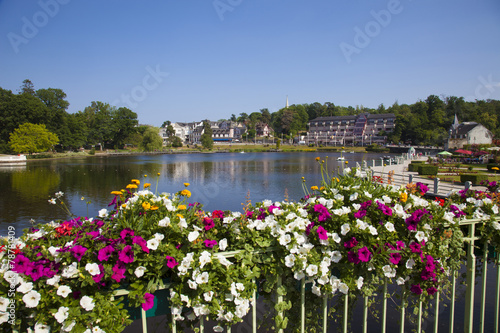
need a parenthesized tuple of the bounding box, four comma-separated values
(1, 0, 499, 126)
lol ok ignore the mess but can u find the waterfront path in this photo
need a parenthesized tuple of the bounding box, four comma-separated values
(367, 155, 487, 197)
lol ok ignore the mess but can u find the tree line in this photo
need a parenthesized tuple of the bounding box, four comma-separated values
(225, 95, 500, 146)
(0, 80, 162, 154)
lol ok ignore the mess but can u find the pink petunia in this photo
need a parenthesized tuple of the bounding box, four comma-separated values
(118, 245, 135, 264)
(204, 239, 217, 248)
(358, 246, 372, 262)
(142, 293, 155, 311)
(316, 226, 328, 240)
(165, 256, 179, 269)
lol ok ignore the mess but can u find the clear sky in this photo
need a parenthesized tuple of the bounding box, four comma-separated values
(1, 0, 499, 126)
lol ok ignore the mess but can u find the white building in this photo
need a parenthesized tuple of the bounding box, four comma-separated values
(446, 120, 493, 149)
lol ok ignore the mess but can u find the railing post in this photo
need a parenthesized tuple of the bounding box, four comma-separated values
(464, 223, 476, 333)
(465, 181, 472, 190)
(434, 177, 439, 195)
(409, 174, 413, 184)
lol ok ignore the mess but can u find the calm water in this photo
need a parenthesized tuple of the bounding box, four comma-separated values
(0, 151, 389, 237)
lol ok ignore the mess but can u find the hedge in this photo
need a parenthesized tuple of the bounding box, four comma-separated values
(460, 174, 490, 185)
(417, 164, 438, 176)
(408, 161, 426, 172)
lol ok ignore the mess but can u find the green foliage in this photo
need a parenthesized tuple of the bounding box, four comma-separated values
(200, 121, 213, 149)
(416, 164, 438, 175)
(460, 174, 489, 185)
(9, 123, 59, 154)
(408, 161, 425, 172)
(141, 126, 163, 152)
(276, 138, 281, 150)
(168, 136, 183, 148)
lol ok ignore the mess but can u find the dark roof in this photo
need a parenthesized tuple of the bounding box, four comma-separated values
(309, 113, 395, 123)
(452, 122, 479, 135)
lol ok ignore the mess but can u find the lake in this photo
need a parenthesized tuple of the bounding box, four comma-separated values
(0, 151, 391, 237)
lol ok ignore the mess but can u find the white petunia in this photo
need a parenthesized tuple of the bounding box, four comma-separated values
(188, 279, 198, 290)
(356, 276, 364, 290)
(134, 266, 147, 278)
(17, 282, 33, 294)
(61, 262, 79, 278)
(57, 285, 72, 298)
(406, 258, 415, 269)
(339, 283, 349, 294)
(80, 296, 95, 311)
(196, 272, 209, 284)
(199, 251, 211, 269)
(341, 223, 350, 235)
(98, 208, 108, 218)
(158, 216, 171, 227)
(213, 325, 224, 332)
(331, 251, 342, 263)
(385, 222, 395, 232)
(350, 192, 359, 201)
(0, 297, 9, 312)
(306, 264, 318, 277)
(147, 238, 160, 250)
(154, 232, 165, 241)
(332, 233, 341, 243)
(216, 255, 233, 267)
(47, 275, 60, 286)
(85, 263, 100, 276)
(415, 231, 427, 242)
(3, 271, 20, 285)
(382, 265, 396, 278)
(188, 230, 200, 242)
(396, 277, 406, 285)
(54, 306, 69, 323)
(219, 238, 228, 251)
(179, 218, 188, 229)
(368, 226, 378, 235)
(284, 254, 295, 267)
(34, 322, 50, 333)
(61, 321, 76, 332)
(204, 291, 214, 302)
(23, 290, 41, 308)
(312, 285, 322, 296)
(279, 233, 291, 246)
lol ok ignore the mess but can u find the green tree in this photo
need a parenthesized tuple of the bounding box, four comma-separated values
(111, 107, 138, 148)
(20, 79, 35, 95)
(169, 136, 183, 147)
(141, 127, 163, 152)
(9, 123, 59, 154)
(200, 121, 213, 149)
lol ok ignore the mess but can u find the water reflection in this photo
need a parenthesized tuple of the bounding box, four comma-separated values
(0, 152, 388, 236)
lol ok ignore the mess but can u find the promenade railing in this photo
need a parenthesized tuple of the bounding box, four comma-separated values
(116, 216, 500, 333)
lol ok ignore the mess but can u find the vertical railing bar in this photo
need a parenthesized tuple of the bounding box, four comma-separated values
(495, 252, 500, 333)
(480, 241, 488, 333)
(363, 295, 369, 333)
(381, 278, 387, 333)
(417, 299, 423, 333)
(464, 223, 476, 333)
(172, 316, 176, 333)
(277, 275, 283, 333)
(252, 278, 257, 333)
(141, 308, 147, 333)
(227, 326, 231, 333)
(322, 295, 328, 333)
(449, 270, 456, 333)
(433, 292, 440, 333)
(343, 293, 349, 333)
(399, 285, 406, 333)
(200, 316, 204, 332)
(301, 278, 305, 333)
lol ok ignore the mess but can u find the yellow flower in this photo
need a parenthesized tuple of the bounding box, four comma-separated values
(150, 205, 159, 210)
(144, 174, 147, 177)
(311, 186, 319, 191)
(111, 191, 122, 196)
(184, 183, 190, 187)
(126, 184, 138, 189)
(345, 161, 348, 164)
(142, 202, 151, 210)
(121, 203, 127, 209)
(177, 214, 184, 219)
(181, 189, 191, 198)
(315, 157, 320, 161)
(493, 167, 499, 171)
(157, 173, 161, 176)
(143, 183, 151, 188)
(178, 205, 187, 210)
(131, 179, 140, 185)
(320, 186, 325, 191)
(400, 192, 408, 203)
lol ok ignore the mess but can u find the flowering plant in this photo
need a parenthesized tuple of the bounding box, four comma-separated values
(1, 159, 498, 332)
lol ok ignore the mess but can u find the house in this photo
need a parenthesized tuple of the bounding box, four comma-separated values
(307, 113, 396, 146)
(446, 120, 493, 149)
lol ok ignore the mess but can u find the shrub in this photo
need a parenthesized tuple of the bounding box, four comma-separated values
(417, 165, 438, 176)
(460, 174, 489, 185)
(408, 161, 425, 172)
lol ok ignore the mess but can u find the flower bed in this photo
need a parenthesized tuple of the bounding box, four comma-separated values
(1, 161, 499, 332)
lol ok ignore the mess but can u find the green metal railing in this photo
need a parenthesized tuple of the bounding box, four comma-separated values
(118, 216, 500, 333)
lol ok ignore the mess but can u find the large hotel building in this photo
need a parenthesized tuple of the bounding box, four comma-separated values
(306, 113, 396, 146)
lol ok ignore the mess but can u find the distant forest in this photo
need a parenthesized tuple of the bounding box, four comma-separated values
(1, 79, 499, 153)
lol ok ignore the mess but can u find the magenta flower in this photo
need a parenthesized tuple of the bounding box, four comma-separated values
(268, 205, 281, 214)
(71, 245, 87, 262)
(212, 210, 225, 219)
(354, 210, 366, 219)
(427, 286, 437, 295)
(344, 237, 358, 249)
(377, 201, 393, 216)
(416, 182, 428, 195)
(389, 252, 401, 265)
(120, 228, 135, 240)
(421, 269, 436, 281)
(360, 200, 372, 210)
(26, 263, 44, 281)
(410, 284, 422, 294)
(133, 236, 150, 253)
(204, 239, 217, 248)
(409, 241, 422, 254)
(11, 254, 31, 274)
(86, 231, 100, 239)
(395, 241, 405, 250)
(347, 251, 360, 264)
(358, 246, 372, 262)
(314, 204, 331, 222)
(245, 211, 254, 218)
(203, 217, 215, 231)
(165, 256, 179, 269)
(92, 264, 105, 284)
(142, 293, 155, 311)
(316, 226, 328, 240)
(112, 262, 126, 283)
(98, 245, 115, 262)
(305, 222, 315, 236)
(118, 245, 135, 264)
